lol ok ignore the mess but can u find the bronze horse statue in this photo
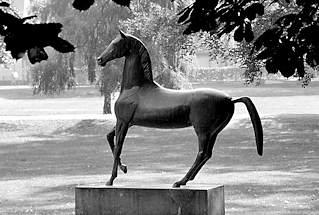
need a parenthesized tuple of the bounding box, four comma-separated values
(97, 31, 263, 187)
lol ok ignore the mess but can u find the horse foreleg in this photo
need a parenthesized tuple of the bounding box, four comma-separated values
(173, 132, 210, 188)
(106, 127, 127, 173)
(106, 121, 129, 186)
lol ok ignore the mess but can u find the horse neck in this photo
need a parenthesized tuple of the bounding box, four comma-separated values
(121, 53, 154, 90)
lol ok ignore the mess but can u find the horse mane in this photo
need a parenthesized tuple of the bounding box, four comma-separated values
(127, 35, 153, 82)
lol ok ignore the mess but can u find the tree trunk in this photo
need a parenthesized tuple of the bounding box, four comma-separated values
(88, 54, 96, 83)
(103, 93, 112, 114)
(69, 52, 75, 77)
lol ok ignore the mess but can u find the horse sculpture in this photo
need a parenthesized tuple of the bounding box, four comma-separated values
(97, 31, 263, 187)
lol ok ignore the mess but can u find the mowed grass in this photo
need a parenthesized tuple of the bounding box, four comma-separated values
(1, 79, 319, 100)
(0, 81, 318, 214)
(0, 116, 318, 215)
(192, 79, 319, 97)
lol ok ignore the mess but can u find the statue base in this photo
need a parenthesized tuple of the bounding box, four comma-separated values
(75, 184, 224, 215)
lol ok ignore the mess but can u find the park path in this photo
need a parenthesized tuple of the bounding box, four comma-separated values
(0, 95, 318, 119)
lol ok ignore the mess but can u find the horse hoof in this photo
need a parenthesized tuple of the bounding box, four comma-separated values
(106, 180, 113, 186)
(120, 165, 127, 174)
(172, 182, 181, 188)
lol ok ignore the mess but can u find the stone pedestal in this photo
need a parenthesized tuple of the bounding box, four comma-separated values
(75, 185, 224, 215)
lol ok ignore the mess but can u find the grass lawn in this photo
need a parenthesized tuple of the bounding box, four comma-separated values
(1, 79, 319, 100)
(0, 81, 318, 214)
(192, 79, 319, 97)
(0, 116, 318, 214)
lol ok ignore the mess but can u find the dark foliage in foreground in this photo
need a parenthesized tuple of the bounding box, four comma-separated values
(253, 1, 319, 78)
(72, 0, 319, 79)
(72, 0, 95, 11)
(72, 0, 130, 10)
(178, 0, 319, 78)
(2, 0, 319, 79)
(0, 2, 74, 64)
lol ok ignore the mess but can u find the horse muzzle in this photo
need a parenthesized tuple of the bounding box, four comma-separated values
(97, 57, 107, 66)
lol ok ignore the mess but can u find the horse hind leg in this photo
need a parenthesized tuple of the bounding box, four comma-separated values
(173, 112, 233, 188)
(173, 131, 211, 187)
(188, 113, 233, 182)
(187, 133, 217, 181)
(106, 126, 127, 173)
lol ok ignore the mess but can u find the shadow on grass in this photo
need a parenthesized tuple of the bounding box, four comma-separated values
(0, 114, 318, 214)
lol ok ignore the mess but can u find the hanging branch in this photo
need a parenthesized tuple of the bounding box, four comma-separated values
(72, 0, 130, 11)
(0, 1, 74, 64)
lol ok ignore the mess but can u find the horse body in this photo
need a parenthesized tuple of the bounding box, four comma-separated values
(97, 31, 263, 187)
(116, 83, 234, 129)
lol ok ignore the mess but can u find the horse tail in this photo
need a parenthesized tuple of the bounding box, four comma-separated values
(232, 97, 263, 156)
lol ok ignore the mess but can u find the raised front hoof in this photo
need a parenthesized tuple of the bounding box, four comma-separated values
(172, 181, 186, 188)
(120, 165, 128, 174)
(105, 180, 113, 186)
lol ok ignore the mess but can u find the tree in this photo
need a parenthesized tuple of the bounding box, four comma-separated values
(29, 0, 78, 93)
(73, 0, 129, 113)
(98, 61, 121, 114)
(30, 0, 129, 113)
(0, 38, 11, 65)
(121, 1, 194, 89)
(31, 51, 75, 94)
(177, 0, 319, 80)
(231, 41, 264, 85)
(212, 1, 291, 85)
(73, 0, 319, 81)
(0, 1, 74, 64)
(4, 0, 318, 87)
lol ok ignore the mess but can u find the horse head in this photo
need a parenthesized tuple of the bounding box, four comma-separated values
(97, 30, 129, 66)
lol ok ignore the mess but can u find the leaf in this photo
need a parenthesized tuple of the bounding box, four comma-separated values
(27, 47, 48, 64)
(280, 67, 296, 78)
(177, 5, 191, 16)
(265, 58, 278, 74)
(0, 2, 10, 7)
(234, 25, 244, 42)
(275, 13, 298, 26)
(217, 23, 237, 36)
(216, 4, 232, 17)
(112, 0, 130, 7)
(244, 3, 264, 21)
(178, 7, 192, 24)
(296, 0, 311, 6)
(72, 0, 95, 11)
(306, 50, 319, 67)
(297, 25, 319, 46)
(30, 23, 63, 37)
(256, 47, 274, 60)
(0, 25, 5, 35)
(183, 22, 201, 35)
(244, 22, 254, 42)
(296, 59, 305, 77)
(276, 51, 299, 78)
(21, 15, 37, 23)
(253, 27, 282, 51)
(50, 37, 75, 53)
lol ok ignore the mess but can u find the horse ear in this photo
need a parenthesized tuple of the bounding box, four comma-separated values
(119, 30, 127, 39)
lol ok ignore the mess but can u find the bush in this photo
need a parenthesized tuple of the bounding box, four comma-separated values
(31, 54, 75, 95)
(154, 66, 192, 90)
